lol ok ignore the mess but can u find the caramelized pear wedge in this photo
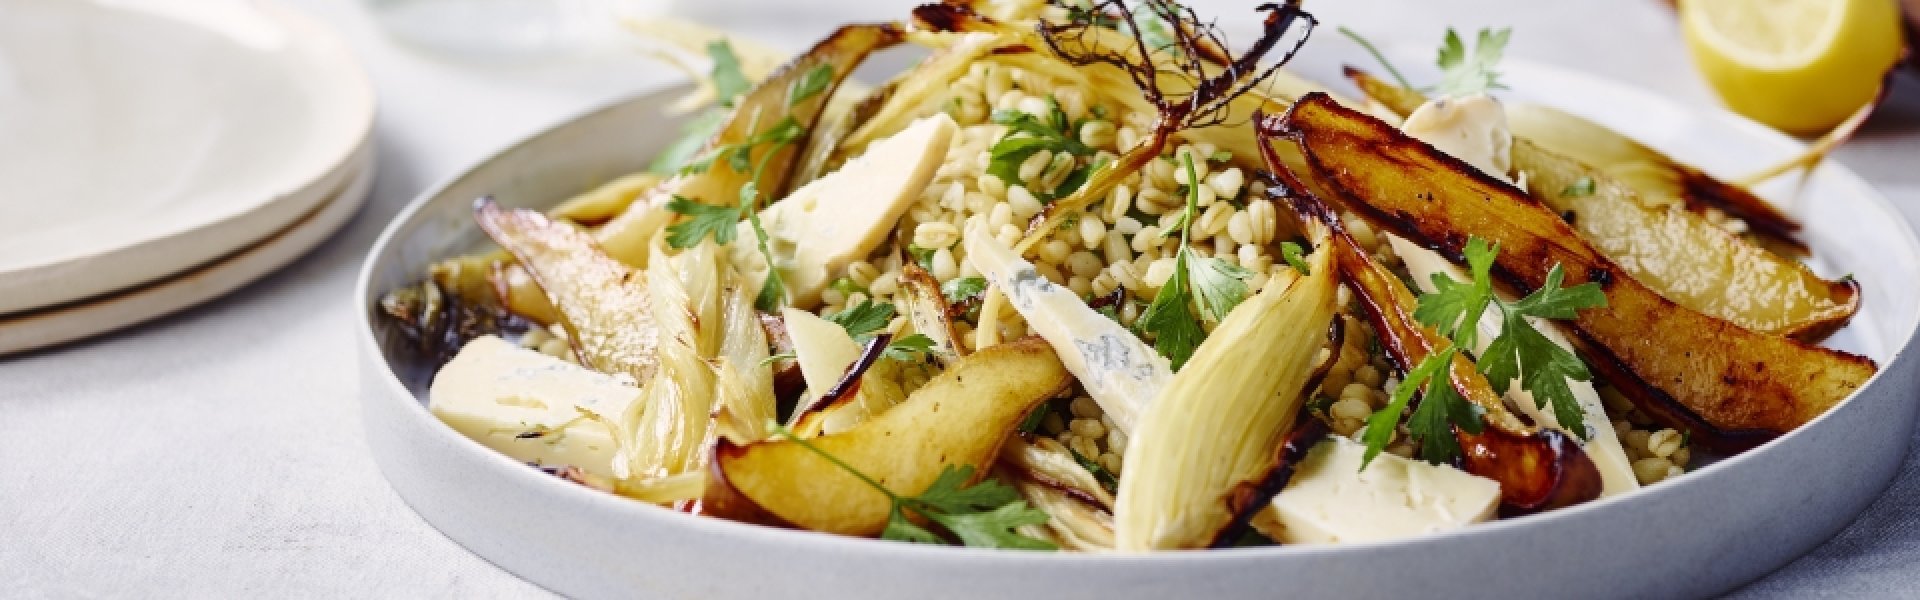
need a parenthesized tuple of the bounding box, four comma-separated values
(1256, 159, 1603, 513)
(1512, 141, 1859, 340)
(1345, 68, 1805, 253)
(711, 337, 1070, 536)
(1346, 69, 1855, 340)
(1113, 241, 1339, 551)
(474, 200, 659, 381)
(1266, 94, 1878, 450)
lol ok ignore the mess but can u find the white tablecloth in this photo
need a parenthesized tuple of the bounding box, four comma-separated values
(5, 1, 1917, 597)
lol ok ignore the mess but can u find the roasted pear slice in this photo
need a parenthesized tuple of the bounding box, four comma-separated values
(1257, 158, 1603, 513)
(1512, 141, 1858, 340)
(1347, 69, 1855, 340)
(1113, 240, 1338, 551)
(711, 336, 1070, 536)
(1268, 94, 1878, 450)
(475, 200, 658, 382)
(1346, 67, 1805, 252)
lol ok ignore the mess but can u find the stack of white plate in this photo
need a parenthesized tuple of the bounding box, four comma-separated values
(0, 0, 375, 354)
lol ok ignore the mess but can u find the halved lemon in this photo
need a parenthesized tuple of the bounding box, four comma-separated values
(1681, 0, 1905, 134)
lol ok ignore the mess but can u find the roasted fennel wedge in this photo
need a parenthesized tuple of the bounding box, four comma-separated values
(1347, 69, 1856, 340)
(1346, 68, 1805, 253)
(1112, 240, 1337, 551)
(711, 336, 1070, 536)
(475, 200, 659, 381)
(1270, 93, 1877, 450)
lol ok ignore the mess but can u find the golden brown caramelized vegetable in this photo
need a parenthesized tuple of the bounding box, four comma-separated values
(1346, 67, 1805, 252)
(1512, 139, 1858, 339)
(711, 336, 1070, 536)
(1347, 68, 1856, 340)
(474, 200, 659, 381)
(1257, 151, 1602, 512)
(1268, 93, 1877, 450)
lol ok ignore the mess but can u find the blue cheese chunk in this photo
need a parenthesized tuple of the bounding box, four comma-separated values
(429, 336, 641, 479)
(964, 224, 1169, 434)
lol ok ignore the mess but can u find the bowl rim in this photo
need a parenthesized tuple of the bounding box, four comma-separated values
(353, 68, 1920, 563)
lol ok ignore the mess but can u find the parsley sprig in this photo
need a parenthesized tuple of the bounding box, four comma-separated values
(986, 97, 1098, 200)
(826, 300, 937, 364)
(1135, 154, 1253, 370)
(771, 425, 1055, 549)
(663, 60, 834, 311)
(1362, 345, 1483, 468)
(647, 40, 751, 175)
(1411, 236, 1607, 441)
(1434, 28, 1511, 98)
(1344, 26, 1513, 98)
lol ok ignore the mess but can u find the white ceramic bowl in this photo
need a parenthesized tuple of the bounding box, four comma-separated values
(357, 73, 1920, 598)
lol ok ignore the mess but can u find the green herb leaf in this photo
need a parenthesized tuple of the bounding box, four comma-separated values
(663, 195, 742, 249)
(1137, 253, 1204, 370)
(1404, 352, 1484, 464)
(828, 300, 896, 339)
(788, 64, 834, 108)
(1363, 346, 1460, 468)
(941, 276, 988, 305)
(1434, 27, 1511, 97)
(1279, 241, 1311, 275)
(986, 98, 1093, 190)
(1208, 150, 1233, 163)
(914, 465, 1021, 513)
(1412, 237, 1497, 350)
(1190, 256, 1252, 322)
(706, 39, 752, 108)
(924, 501, 1055, 550)
(1561, 176, 1596, 198)
(907, 245, 937, 271)
(882, 511, 945, 545)
(1018, 402, 1052, 435)
(1478, 264, 1606, 437)
(882, 333, 937, 362)
(1069, 447, 1120, 493)
(1127, 0, 1182, 59)
(748, 212, 787, 311)
(758, 352, 796, 367)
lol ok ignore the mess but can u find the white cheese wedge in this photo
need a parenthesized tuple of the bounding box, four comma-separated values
(1400, 93, 1514, 183)
(1259, 437, 1500, 544)
(733, 113, 959, 307)
(429, 336, 642, 479)
(964, 224, 1169, 434)
(781, 307, 864, 399)
(1394, 97, 1640, 496)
